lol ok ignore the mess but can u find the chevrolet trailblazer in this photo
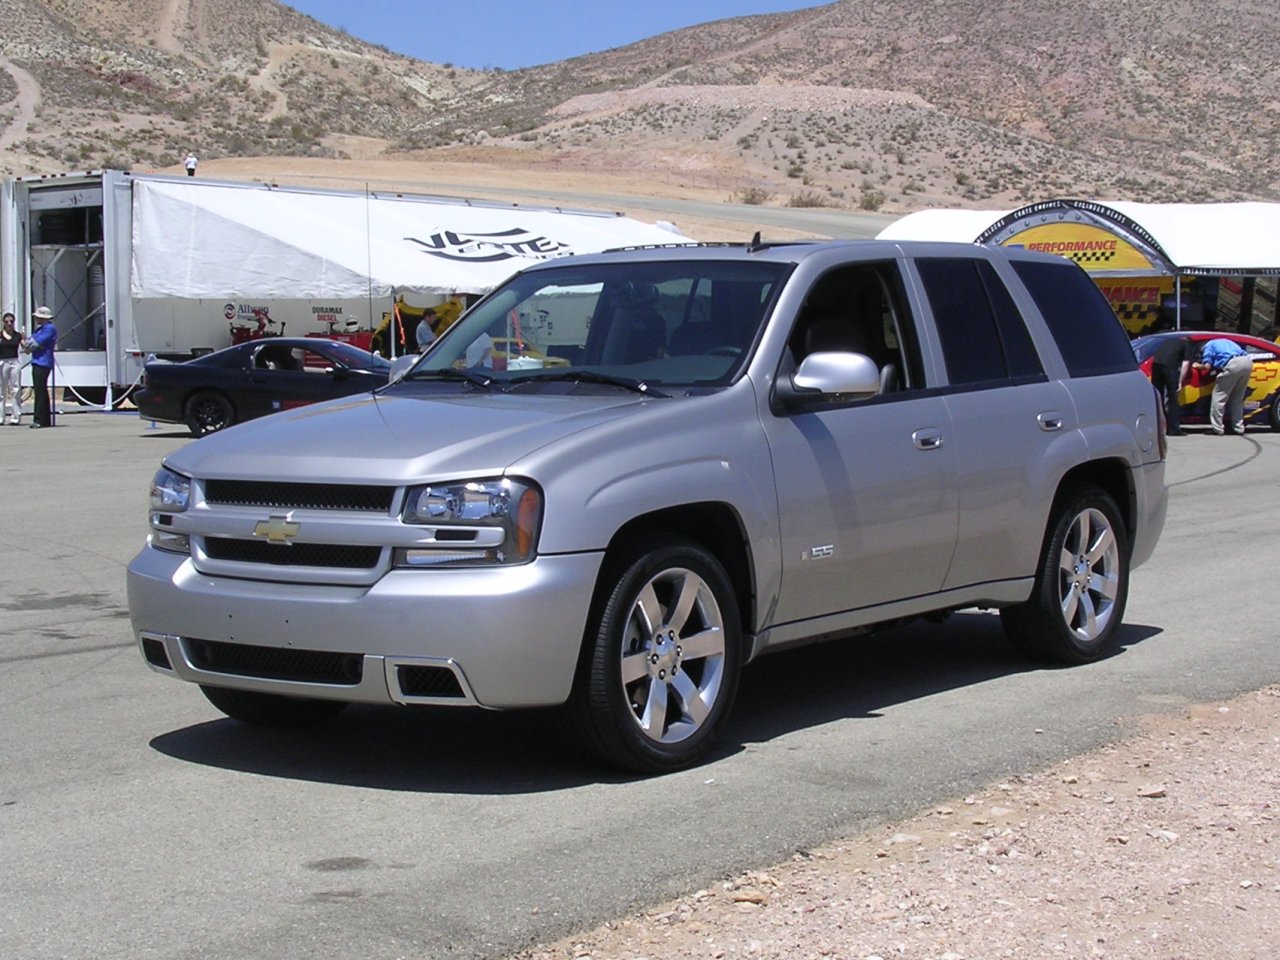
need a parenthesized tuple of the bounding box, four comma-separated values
(128, 239, 1167, 773)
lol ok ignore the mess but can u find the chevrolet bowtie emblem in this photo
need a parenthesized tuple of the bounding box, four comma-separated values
(253, 514, 300, 544)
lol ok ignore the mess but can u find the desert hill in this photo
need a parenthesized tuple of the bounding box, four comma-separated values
(1, 0, 1277, 214)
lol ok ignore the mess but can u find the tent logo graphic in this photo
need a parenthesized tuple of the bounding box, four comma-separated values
(404, 228, 572, 264)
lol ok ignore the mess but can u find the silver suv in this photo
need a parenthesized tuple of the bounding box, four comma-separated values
(128, 240, 1167, 773)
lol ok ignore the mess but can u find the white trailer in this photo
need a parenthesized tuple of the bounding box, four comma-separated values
(0, 171, 385, 406)
(0, 170, 686, 408)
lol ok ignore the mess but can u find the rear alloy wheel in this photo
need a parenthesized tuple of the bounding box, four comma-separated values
(1002, 484, 1129, 665)
(200, 685, 348, 726)
(567, 538, 742, 773)
(184, 390, 235, 436)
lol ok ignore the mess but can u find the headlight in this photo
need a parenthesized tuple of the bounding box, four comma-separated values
(148, 467, 191, 554)
(149, 467, 190, 512)
(397, 477, 542, 567)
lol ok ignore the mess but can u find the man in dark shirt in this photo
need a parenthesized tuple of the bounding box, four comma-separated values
(1150, 335, 1195, 435)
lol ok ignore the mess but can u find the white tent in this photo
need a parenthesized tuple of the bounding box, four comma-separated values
(131, 177, 686, 300)
(876, 207, 1013, 244)
(877, 200, 1280, 276)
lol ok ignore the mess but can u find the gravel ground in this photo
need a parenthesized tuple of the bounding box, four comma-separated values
(512, 686, 1279, 960)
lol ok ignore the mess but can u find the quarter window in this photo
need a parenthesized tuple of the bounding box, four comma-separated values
(1012, 260, 1136, 377)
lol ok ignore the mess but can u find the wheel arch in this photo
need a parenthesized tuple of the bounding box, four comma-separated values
(1055, 458, 1135, 543)
(588, 502, 757, 646)
(183, 386, 237, 413)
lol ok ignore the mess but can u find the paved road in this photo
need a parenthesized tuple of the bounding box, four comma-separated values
(279, 169, 897, 240)
(1, 412, 1275, 960)
(454, 185, 897, 239)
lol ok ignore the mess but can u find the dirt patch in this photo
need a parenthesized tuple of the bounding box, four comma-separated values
(512, 686, 1280, 959)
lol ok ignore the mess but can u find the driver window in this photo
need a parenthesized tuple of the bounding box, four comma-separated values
(788, 263, 920, 394)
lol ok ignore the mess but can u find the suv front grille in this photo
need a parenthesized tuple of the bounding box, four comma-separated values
(204, 538, 382, 569)
(204, 479, 395, 512)
(187, 639, 364, 684)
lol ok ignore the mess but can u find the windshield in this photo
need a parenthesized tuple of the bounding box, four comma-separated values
(403, 259, 786, 391)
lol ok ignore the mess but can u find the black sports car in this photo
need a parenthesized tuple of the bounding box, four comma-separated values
(135, 337, 391, 436)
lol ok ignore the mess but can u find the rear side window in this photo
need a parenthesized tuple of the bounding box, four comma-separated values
(916, 258, 1044, 386)
(1012, 260, 1136, 377)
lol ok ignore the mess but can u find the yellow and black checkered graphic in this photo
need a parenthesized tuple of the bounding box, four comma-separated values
(1066, 249, 1117, 264)
(1114, 302, 1157, 322)
(1111, 301, 1159, 334)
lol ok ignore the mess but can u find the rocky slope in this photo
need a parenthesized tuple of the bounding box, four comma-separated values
(2, 0, 1278, 213)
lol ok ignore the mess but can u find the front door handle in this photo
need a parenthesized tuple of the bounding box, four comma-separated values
(912, 428, 943, 450)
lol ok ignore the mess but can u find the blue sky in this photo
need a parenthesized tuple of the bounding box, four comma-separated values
(281, 1, 830, 70)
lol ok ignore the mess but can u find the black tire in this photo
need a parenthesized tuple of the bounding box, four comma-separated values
(565, 537, 742, 774)
(184, 391, 235, 436)
(199, 684, 348, 726)
(1002, 484, 1130, 665)
(1269, 391, 1280, 432)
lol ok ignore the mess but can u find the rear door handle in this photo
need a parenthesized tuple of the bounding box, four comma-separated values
(912, 428, 943, 450)
(1037, 411, 1064, 432)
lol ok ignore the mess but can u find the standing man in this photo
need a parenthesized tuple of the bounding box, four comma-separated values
(1192, 337, 1253, 436)
(1150, 334, 1195, 435)
(22, 305, 56, 429)
(1, 311, 23, 425)
(416, 307, 438, 353)
(184, 152, 198, 176)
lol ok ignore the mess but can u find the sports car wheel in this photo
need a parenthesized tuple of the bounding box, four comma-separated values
(199, 685, 348, 726)
(566, 537, 742, 773)
(184, 390, 235, 436)
(1269, 391, 1280, 432)
(1002, 484, 1129, 665)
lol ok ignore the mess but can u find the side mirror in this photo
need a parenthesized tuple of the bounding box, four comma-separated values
(775, 352, 881, 406)
(388, 354, 418, 383)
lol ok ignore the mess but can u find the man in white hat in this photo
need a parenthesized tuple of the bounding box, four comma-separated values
(23, 305, 57, 428)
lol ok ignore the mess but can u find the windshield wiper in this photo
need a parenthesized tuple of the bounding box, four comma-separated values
(506, 370, 668, 397)
(400, 368, 495, 390)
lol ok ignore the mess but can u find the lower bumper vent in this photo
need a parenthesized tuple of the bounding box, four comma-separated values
(142, 636, 172, 670)
(397, 664, 465, 699)
(187, 639, 364, 685)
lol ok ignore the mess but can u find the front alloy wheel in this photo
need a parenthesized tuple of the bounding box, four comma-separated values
(567, 537, 742, 773)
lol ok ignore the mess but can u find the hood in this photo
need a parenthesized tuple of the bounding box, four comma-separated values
(164, 389, 651, 484)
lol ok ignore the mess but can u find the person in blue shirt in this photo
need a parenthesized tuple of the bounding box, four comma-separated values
(416, 307, 438, 352)
(1192, 337, 1253, 435)
(22, 305, 57, 429)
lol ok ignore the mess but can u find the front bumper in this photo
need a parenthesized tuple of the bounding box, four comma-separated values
(126, 544, 603, 709)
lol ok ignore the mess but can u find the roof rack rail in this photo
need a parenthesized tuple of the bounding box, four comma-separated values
(600, 241, 738, 253)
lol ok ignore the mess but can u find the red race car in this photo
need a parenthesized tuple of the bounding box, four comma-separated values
(1132, 331, 1280, 431)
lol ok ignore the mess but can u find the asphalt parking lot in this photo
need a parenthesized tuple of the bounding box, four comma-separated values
(2, 409, 1279, 960)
